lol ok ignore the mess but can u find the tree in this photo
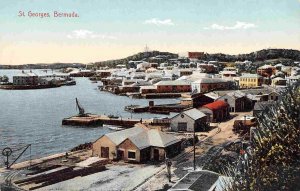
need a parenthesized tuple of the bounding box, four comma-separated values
(227, 82, 300, 191)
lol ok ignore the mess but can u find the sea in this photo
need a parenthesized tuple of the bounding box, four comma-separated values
(0, 69, 178, 166)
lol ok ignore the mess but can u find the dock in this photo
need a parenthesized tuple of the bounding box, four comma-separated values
(62, 114, 144, 127)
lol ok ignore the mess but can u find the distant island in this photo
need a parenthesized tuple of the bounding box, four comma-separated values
(1, 48, 299, 69)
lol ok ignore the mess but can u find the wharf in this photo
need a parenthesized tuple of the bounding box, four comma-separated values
(62, 114, 144, 128)
(0, 84, 61, 90)
(125, 103, 189, 114)
(143, 93, 182, 99)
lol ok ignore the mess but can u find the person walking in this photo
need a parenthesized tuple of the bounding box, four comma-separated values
(166, 158, 172, 182)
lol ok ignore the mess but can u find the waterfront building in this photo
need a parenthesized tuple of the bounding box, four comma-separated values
(239, 73, 263, 88)
(95, 70, 112, 78)
(170, 108, 207, 132)
(199, 100, 230, 122)
(92, 127, 181, 162)
(70, 69, 95, 77)
(155, 80, 191, 93)
(13, 72, 39, 86)
(140, 86, 157, 94)
(191, 78, 229, 93)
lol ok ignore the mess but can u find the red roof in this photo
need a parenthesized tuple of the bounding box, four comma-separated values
(202, 100, 229, 111)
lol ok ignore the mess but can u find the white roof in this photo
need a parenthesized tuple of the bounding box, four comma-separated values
(192, 78, 227, 84)
(105, 127, 145, 145)
(104, 127, 180, 149)
(204, 92, 220, 100)
(175, 108, 207, 120)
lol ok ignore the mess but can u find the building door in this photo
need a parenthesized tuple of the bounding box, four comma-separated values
(117, 150, 124, 160)
(178, 122, 187, 131)
(154, 149, 160, 161)
(101, 147, 109, 158)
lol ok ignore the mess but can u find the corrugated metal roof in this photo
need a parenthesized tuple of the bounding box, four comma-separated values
(203, 100, 229, 111)
(148, 129, 180, 148)
(106, 127, 180, 149)
(155, 80, 191, 86)
(204, 92, 220, 100)
(106, 127, 145, 145)
(170, 170, 220, 191)
(192, 78, 228, 84)
(182, 108, 206, 120)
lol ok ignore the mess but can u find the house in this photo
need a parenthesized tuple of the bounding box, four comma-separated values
(179, 69, 193, 77)
(239, 88, 279, 102)
(217, 91, 248, 112)
(220, 67, 238, 78)
(155, 80, 191, 93)
(199, 100, 230, 122)
(271, 77, 286, 86)
(170, 108, 207, 132)
(197, 63, 216, 73)
(257, 65, 276, 78)
(170, 170, 231, 191)
(191, 78, 229, 93)
(92, 127, 181, 162)
(239, 73, 263, 88)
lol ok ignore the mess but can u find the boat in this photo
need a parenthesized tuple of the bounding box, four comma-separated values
(66, 80, 76, 86)
(108, 114, 119, 119)
(108, 126, 125, 131)
(105, 125, 125, 131)
(124, 105, 140, 111)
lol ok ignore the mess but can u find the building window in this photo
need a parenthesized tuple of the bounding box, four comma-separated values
(128, 151, 136, 159)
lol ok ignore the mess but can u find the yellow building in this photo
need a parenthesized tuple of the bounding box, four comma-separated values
(239, 73, 263, 88)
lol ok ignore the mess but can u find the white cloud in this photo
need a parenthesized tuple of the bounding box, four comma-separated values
(204, 21, 257, 30)
(67, 30, 116, 39)
(144, 18, 174, 26)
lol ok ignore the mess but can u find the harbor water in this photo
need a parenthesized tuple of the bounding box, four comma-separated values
(0, 69, 178, 166)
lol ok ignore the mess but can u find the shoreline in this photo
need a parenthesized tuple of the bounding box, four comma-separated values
(0, 84, 61, 90)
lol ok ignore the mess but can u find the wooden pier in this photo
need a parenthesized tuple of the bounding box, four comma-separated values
(62, 114, 143, 128)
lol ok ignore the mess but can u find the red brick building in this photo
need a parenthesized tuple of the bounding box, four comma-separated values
(257, 65, 276, 78)
(188, 52, 204, 59)
(155, 80, 191, 93)
(191, 78, 229, 93)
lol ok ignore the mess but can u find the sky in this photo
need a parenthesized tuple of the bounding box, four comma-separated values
(0, 0, 299, 65)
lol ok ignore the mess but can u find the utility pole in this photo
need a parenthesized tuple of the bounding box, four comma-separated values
(193, 125, 196, 171)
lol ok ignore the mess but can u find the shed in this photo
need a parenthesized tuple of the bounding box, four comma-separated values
(92, 127, 145, 159)
(170, 108, 207, 132)
(199, 100, 230, 122)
